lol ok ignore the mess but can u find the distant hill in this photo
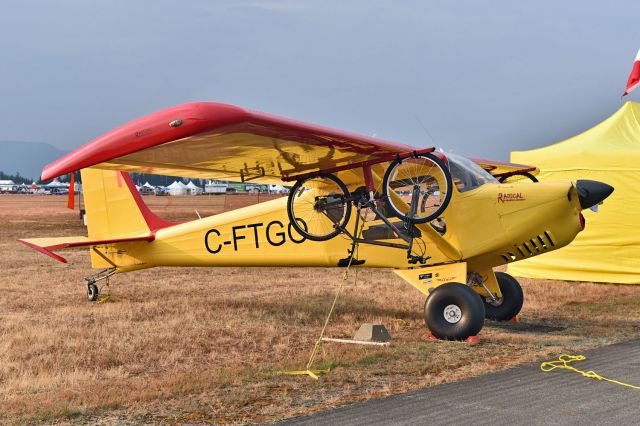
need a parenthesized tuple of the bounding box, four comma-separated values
(0, 141, 68, 181)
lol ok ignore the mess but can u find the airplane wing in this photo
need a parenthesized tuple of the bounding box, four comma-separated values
(42, 102, 417, 184)
(471, 157, 539, 179)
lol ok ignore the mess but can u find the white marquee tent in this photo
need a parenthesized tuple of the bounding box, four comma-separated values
(185, 181, 203, 195)
(167, 180, 188, 196)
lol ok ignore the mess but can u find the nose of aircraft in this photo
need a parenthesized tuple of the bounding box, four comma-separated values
(575, 180, 614, 209)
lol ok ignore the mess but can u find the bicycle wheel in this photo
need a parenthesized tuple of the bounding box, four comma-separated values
(287, 173, 352, 241)
(382, 153, 453, 223)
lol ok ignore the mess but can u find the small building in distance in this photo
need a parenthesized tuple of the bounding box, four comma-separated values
(205, 180, 228, 194)
(138, 182, 155, 195)
(0, 180, 18, 193)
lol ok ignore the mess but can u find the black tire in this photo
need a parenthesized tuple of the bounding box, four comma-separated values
(382, 153, 453, 224)
(483, 272, 524, 321)
(424, 282, 485, 340)
(287, 173, 351, 241)
(87, 282, 99, 302)
(499, 172, 538, 183)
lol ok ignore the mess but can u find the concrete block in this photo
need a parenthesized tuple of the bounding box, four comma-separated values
(353, 323, 391, 343)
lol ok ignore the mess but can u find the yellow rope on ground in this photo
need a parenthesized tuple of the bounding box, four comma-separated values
(98, 294, 125, 304)
(541, 354, 640, 390)
(281, 215, 365, 380)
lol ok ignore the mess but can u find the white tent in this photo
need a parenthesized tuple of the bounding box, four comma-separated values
(42, 179, 69, 194)
(44, 179, 67, 188)
(143, 182, 155, 189)
(167, 180, 188, 196)
(185, 181, 203, 195)
(269, 184, 288, 194)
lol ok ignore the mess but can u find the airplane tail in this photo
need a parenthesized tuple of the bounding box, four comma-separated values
(19, 168, 175, 267)
(80, 168, 174, 240)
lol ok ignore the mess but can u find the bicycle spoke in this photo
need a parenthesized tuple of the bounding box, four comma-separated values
(383, 154, 451, 224)
(288, 173, 351, 240)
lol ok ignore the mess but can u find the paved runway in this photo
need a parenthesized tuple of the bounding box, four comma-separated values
(282, 339, 640, 425)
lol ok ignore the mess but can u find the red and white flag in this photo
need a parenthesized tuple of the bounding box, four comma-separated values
(622, 48, 640, 97)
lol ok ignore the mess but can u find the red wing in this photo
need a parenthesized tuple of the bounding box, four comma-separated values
(42, 102, 417, 184)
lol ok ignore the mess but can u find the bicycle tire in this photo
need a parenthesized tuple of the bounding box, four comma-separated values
(382, 153, 453, 224)
(287, 173, 352, 241)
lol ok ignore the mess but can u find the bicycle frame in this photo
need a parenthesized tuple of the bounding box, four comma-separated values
(286, 147, 448, 264)
(281, 147, 437, 190)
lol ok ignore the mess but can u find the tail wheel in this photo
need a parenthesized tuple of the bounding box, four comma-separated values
(425, 282, 485, 340)
(383, 153, 453, 223)
(287, 173, 351, 241)
(484, 272, 524, 321)
(87, 282, 99, 302)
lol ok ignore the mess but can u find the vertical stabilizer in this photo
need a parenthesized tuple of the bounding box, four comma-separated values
(80, 168, 174, 240)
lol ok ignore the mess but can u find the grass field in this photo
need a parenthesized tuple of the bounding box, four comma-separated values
(2, 194, 640, 424)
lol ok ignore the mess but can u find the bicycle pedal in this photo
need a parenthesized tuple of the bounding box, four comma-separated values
(407, 255, 430, 265)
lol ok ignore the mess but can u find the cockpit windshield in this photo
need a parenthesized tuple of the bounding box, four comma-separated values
(446, 153, 498, 192)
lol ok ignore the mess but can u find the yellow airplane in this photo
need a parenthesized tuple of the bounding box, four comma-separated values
(19, 102, 614, 340)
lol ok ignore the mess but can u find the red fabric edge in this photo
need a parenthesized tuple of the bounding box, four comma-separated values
(119, 172, 179, 231)
(17, 234, 156, 264)
(17, 239, 68, 263)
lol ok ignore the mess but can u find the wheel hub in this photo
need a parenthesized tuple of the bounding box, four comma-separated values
(313, 197, 327, 212)
(443, 304, 462, 323)
(486, 296, 504, 307)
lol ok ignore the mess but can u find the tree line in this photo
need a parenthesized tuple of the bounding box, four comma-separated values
(3, 170, 213, 187)
(0, 171, 33, 185)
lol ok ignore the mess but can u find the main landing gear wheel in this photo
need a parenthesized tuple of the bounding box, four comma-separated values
(483, 272, 524, 321)
(383, 153, 453, 224)
(287, 173, 352, 241)
(424, 282, 485, 340)
(87, 282, 99, 302)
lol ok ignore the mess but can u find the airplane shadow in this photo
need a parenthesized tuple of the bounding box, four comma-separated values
(485, 321, 567, 334)
(219, 293, 424, 323)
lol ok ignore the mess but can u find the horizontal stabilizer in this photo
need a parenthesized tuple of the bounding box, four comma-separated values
(17, 235, 154, 263)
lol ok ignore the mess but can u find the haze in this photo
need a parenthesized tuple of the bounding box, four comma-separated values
(2, 0, 639, 161)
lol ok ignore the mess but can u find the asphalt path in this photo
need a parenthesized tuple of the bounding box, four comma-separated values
(282, 339, 640, 425)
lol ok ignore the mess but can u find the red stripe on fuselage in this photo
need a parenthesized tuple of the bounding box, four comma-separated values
(119, 172, 180, 232)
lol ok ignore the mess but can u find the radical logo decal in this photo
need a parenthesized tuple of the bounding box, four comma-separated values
(497, 192, 526, 203)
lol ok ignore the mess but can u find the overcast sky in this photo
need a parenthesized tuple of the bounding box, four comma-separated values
(1, 0, 639, 160)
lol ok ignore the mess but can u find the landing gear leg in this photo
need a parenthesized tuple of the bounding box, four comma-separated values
(84, 267, 116, 303)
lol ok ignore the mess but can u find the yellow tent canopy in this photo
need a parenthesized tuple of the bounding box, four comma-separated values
(509, 101, 640, 284)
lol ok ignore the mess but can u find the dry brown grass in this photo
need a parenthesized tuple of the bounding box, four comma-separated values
(2, 194, 640, 424)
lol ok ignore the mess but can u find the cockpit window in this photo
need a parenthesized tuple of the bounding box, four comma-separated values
(446, 153, 498, 192)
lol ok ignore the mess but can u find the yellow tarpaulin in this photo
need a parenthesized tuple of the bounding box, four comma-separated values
(509, 102, 640, 284)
